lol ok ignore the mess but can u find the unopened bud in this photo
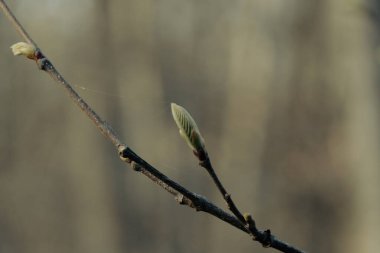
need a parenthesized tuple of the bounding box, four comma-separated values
(171, 103, 206, 155)
(10, 42, 36, 59)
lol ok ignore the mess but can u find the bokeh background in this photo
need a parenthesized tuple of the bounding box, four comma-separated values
(1, 0, 380, 252)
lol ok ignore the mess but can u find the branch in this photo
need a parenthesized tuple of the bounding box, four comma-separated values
(170, 103, 305, 251)
(0, 1, 306, 253)
(201, 155, 275, 248)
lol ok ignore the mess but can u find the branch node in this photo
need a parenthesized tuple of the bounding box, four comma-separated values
(195, 149, 208, 163)
(37, 57, 48, 70)
(118, 145, 131, 163)
(130, 161, 142, 171)
(261, 229, 274, 248)
(34, 48, 44, 60)
(243, 213, 257, 239)
(175, 194, 186, 204)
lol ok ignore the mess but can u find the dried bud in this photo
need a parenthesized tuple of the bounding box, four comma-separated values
(171, 103, 206, 155)
(243, 213, 253, 222)
(243, 212, 256, 236)
(10, 42, 36, 59)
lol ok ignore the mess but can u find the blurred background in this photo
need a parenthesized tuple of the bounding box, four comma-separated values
(1, 0, 380, 252)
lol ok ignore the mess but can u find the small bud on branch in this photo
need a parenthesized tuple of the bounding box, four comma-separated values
(171, 103, 207, 159)
(10, 42, 36, 59)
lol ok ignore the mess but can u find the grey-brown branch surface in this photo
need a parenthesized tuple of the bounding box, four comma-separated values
(0, 1, 306, 253)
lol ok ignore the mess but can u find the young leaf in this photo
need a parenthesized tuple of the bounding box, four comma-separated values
(171, 103, 206, 157)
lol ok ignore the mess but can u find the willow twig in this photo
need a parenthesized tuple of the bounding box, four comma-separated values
(0, 1, 306, 252)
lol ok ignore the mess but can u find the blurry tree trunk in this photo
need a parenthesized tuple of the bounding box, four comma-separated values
(216, 1, 380, 253)
(333, 0, 380, 252)
(108, 1, 187, 253)
(2, 1, 380, 253)
(57, 2, 124, 252)
(259, 2, 350, 252)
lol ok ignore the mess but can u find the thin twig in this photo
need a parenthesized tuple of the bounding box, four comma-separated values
(200, 157, 247, 224)
(0, 1, 36, 46)
(0, 1, 306, 252)
(200, 156, 273, 246)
